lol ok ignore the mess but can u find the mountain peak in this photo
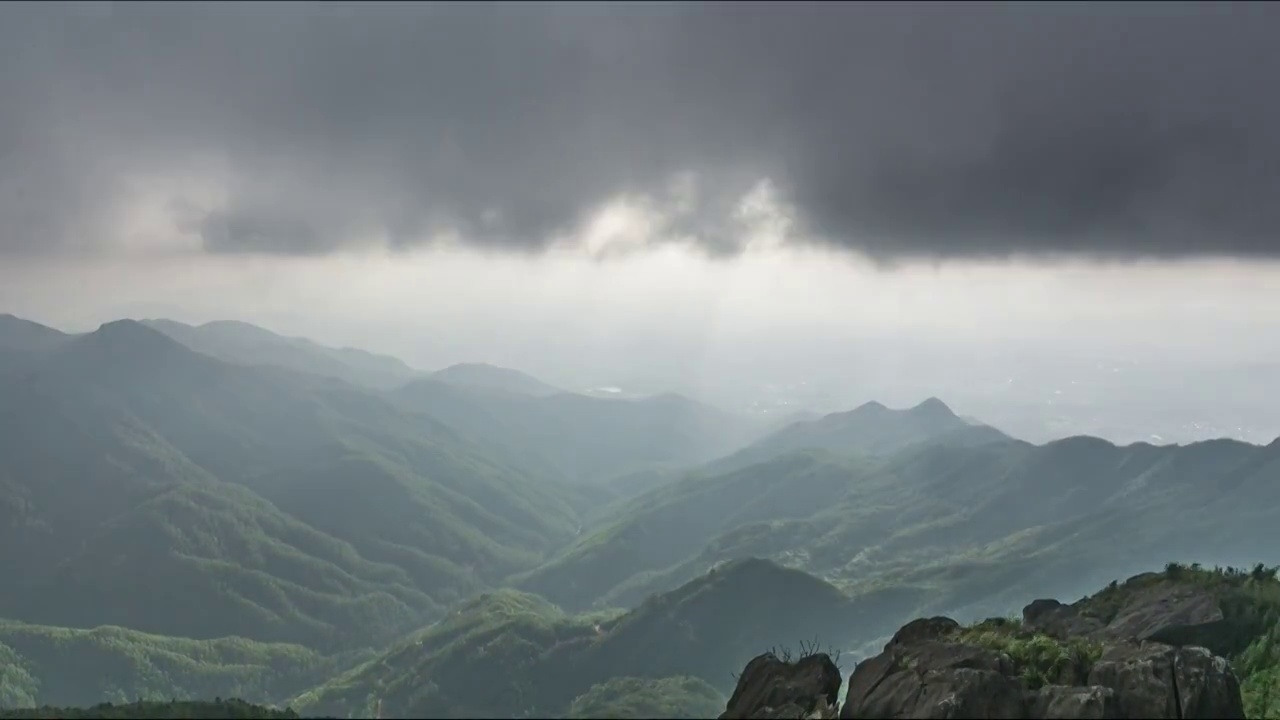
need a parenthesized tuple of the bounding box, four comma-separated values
(439, 361, 499, 372)
(430, 362, 561, 396)
(0, 314, 70, 357)
(0, 313, 57, 330)
(194, 319, 298, 343)
(909, 396, 955, 418)
(852, 400, 889, 414)
(139, 318, 194, 332)
(96, 318, 160, 336)
(0, 313, 66, 341)
(198, 319, 273, 332)
(80, 319, 190, 357)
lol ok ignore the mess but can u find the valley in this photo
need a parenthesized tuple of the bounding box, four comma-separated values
(0, 314, 1276, 718)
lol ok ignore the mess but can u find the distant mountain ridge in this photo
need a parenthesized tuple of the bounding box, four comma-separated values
(4, 313, 577, 399)
(0, 315, 72, 372)
(516, 400, 1279, 622)
(0, 314, 68, 352)
(1, 311, 777, 490)
(428, 362, 563, 397)
(704, 396, 1011, 476)
(139, 318, 422, 390)
(139, 318, 578, 401)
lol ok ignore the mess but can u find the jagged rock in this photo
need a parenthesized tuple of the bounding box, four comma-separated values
(729, 574, 1253, 720)
(1027, 685, 1121, 719)
(721, 652, 842, 719)
(1100, 583, 1224, 646)
(1175, 646, 1244, 718)
(838, 634, 1024, 719)
(889, 616, 960, 646)
(1023, 578, 1232, 654)
(1073, 640, 1242, 718)
(837, 623, 1243, 719)
(1023, 598, 1105, 640)
(1086, 641, 1181, 717)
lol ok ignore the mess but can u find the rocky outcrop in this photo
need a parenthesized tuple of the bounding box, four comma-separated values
(727, 575, 1251, 720)
(837, 628, 1242, 719)
(838, 617, 1027, 719)
(831, 581, 1247, 720)
(721, 652, 842, 719)
(1021, 598, 1106, 639)
(1100, 582, 1223, 643)
(1022, 575, 1234, 656)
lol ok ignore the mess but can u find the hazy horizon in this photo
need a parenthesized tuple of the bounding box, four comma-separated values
(7, 299, 1278, 449)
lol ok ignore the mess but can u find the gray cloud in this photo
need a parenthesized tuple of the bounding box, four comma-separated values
(1, 1, 1279, 260)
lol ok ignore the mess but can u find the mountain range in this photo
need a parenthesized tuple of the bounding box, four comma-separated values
(0, 312, 1276, 718)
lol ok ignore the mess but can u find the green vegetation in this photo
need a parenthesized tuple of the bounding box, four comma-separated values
(0, 641, 38, 708)
(0, 320, 585, 654)
(1130, 564, 1280, 720)
(1089, 563, 1280, 657)
(289, 589, 604, 718)
(565, 676, 725, 719)
(293, 559, 854, 719)
(0, 622, 345, 709)
(520, 414, 1280, 634)
(950, 618, 1102, 690)
(14, 561, 1280, 718)
(516, 449, 877, 610)
(1070, 563, 1280, 720)
(3, 314, 1280, 719)
(0, 699, 299, 719)
(1240, 624, 1280, 720)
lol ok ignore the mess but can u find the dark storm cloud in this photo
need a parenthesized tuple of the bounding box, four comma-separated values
(1, 1, 1279, 260)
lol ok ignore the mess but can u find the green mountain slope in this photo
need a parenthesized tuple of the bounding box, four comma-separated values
(4, 312, 1277, 718)
(141, 318, 421, 390)
(516, 450, 877, 610)
(0, 699, 300, 719)
(15, 563, 1280, 719)
(0, 320, 584, 651)
(520, 422, 1280, 627)
(292, 558, 856, 719)
(0, 621, 340, 709)
(13, 483, 437, 650)
(564, 676, 725, 719)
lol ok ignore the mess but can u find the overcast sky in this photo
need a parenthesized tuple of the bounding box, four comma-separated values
(2, 1, 1279, 404)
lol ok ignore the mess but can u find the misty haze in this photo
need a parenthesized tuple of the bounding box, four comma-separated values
(1, 2, 1278, 720)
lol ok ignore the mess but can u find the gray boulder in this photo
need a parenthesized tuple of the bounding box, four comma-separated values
(722, 652, 842, 720)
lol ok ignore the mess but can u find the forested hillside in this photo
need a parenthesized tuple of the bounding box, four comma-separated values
(0, 319, 585, 652)
(522, 408, 1280, 633)
(0, 315, 1277, 719)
